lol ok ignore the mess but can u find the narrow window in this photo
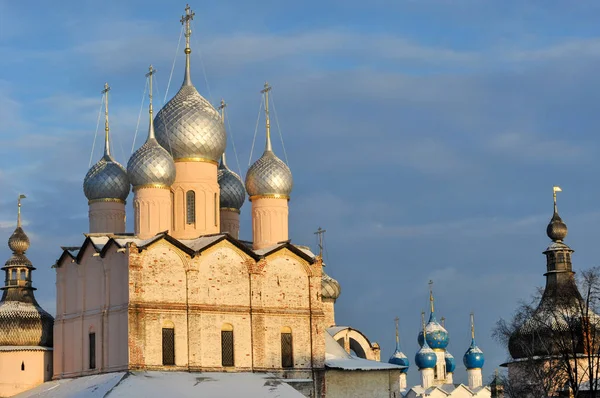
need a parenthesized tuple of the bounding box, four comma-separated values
(281, 327, 293, 368)
(162, 328, 175, 365)
(171, 190, 175, 231)
(186, 191, 195, 224)
(20, 269, 26, 280)
(21, 361, 25, 371)
(89, 333, 96, 369)
(214, 192, 218, 226)
(221, 324, 234, 367)
(11, 269, 16, 280)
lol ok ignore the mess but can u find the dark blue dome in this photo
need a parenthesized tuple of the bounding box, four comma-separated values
(415, 343, 437, 369)
(445, 351, 456, 373)
(389, 349, 409, 373)
(417, 313, 449, 350)
(463, 339, 485, 369)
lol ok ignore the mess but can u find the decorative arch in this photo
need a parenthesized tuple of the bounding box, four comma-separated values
(328, 327, 379, 361)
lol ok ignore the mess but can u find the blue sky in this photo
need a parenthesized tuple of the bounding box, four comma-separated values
(2, 0, 600, 387)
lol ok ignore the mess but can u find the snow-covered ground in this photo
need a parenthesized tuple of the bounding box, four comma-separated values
(15, 371, 305, 397)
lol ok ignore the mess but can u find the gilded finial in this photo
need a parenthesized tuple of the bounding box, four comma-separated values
(553, 186, 562, 214)
(17, 194, 26, 228)
(429, 280, 435, 314)
(180, 4, 195, 86)
(470, 312, 475, 340)
(261, 82, 273, 152)
(101, 83, 111, 157)
(145, 65, 157, 139)
(314, 227, 326, 259)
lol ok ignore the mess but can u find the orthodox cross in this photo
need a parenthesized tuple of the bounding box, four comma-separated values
(17, 194, 26, 228)
(180, 4, 195, 51)
(218, 99, 227, 121)
(470, 312, 475, 339)
(101, 83, 111, 156)
(146, 65, 156, 115)
(429, 279, 434, 313)
(261, 82, 272, 148)
(314, 227, 326, 258)
(394, 316, 400, 345)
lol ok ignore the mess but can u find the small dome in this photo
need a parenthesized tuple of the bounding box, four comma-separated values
(127, 137, 176, 189)
(415, 343, 437, 369)
(389, 349, 409, 373)
(418, 313, 449, 350)
(0, 300, 54, 347)
(8, 227, 29, 253)
(463, 340, 485, 369)
(321, 271, 341, 300)
(445, 351, 456, 373)
(246, 150, 293, 199)
(84, 154, 130, 202)
(547, 211, 567, 242)
(154, 85, 226, 162)
(218, 156, 245, 210)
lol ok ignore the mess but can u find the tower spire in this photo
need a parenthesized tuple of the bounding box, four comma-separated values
(101, 83, 111, 157)
(261, 82, 273, 151)
(146, 65, 157, 139)
(429, 280, 435, 314)
(17, 194, 26, 228)
(180, 4, 195, 86)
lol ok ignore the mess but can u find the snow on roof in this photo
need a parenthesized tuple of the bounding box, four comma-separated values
(327, 326, 350, 336)
(254, 243, 285, 256)
(178, 235, 224, 251)
(324, 331, 405, 371)
(15, 371, 306, 398)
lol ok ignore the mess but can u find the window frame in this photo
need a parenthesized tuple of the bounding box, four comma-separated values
(162, 327, 175, 366)
(89, 332, 96, 370)
(186, 191, 196, 225)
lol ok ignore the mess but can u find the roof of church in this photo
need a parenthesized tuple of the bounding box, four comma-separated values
(324, 330, 405, 371)
(14, 371, 305, 397)
(55, 231, 316, 267)
(405, 383, 491, 397)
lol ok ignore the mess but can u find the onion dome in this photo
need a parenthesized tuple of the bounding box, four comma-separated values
(83, 83, 130, 203)
(415, 342, 437, 370)
(127, 67, 176, 189)
(0, 196, 54, 347)
(154, 5, 226, 163)
(464, 341, 484, 369)
(218, 154, 245, 211)
(418, 283, 449, 349)
(245, 83, 293, 200)
(388, 318, 409, 373)
(445, 350, 456, 373)
(321, 270, 341, 301)
(547, 186, 567, 242)
(464, 313, 484, 369)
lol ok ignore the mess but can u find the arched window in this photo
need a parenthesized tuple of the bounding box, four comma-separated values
(186, 191, 195, 224)
(11, 269, 16, 281)
(171, 190, 175, 230)
(221, 323, 234, 367)
(281, 327, 293, 368)
(20, 269, 26, 280)
(162, 327, 175, 366)
(21, 361, 25, 371)
(214, 192, 218, 226)
(89, 332, 96, 369)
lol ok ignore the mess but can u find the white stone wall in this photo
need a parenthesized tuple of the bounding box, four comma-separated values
(325, 369, 401, 398)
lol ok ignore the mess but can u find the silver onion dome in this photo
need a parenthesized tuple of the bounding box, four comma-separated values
(84, 83, 130, 202)
(127, 137, 176, 188)
(246, 149, 293, 199)
(322, 270, 341, 300)
(154, 85, 226, 162)
(127, 67, 176, 189)
(154, 9, 226, 163)
(218, 154, 245, 210)
(84, 155, 130, 202)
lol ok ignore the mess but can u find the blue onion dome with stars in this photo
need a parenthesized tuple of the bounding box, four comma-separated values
(418, 283, 449, 350)
(445, 350, 456, 373)
(464, 313, 485, 369)
(388, 318, 409, 373)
